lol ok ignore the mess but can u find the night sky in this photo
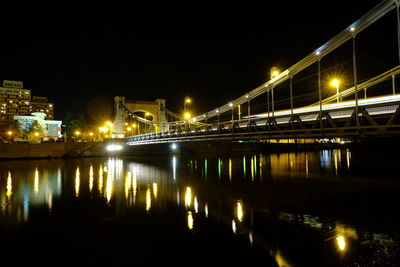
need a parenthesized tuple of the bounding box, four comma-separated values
(0, 0, 395, 125)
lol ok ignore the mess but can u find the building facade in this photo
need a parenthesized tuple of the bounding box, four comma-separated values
(31, 96, 54, 120)
(14, 112, 62, 140)
(0, 80, 31, 125)
(0, 80, 55, 125)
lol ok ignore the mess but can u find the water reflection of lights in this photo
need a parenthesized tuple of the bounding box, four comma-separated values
(334, 150, 338, 175)
(336, 235, 346, 251)
(204, 158, 208, 177)
(320, 150, 330, 168)
(229, 158, 232, 181)
(34, 168, 39, 195)
(172, 156, 177, 180)
(98, 165, 104, 194)
(232, 219, 237, 234)
(237, 200, 244, 222)
(106, 170, 113, 203)
(251, 156, 254, 180)
(274, 250, 293, 267)
(187, 211, 194, 230)
(185, 187, 192, 208)
(89, 165, 94, 193)
(125, 171, 132, 199)
(75, 167, 80, 197)
(146, 187, 151, 212)
(132, 172, 137, 202)
(152, 183, 158, 199)
(243, 156, 246, 176)
(218, 158, 222, 178)
(194, 197, 198, 213)
(249, 232, 254, 246)
(6, 171, 12, 199)
(346, 149, 351, 169)
(204, 203, 208, 218)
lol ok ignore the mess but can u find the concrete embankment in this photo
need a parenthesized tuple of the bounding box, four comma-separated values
(1, 136, 396, 159)
(0, 142, 109, 159)
(0, 141, 341, 159)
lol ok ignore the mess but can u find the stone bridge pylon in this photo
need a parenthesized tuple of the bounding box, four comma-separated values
(112, 96, 168, 138)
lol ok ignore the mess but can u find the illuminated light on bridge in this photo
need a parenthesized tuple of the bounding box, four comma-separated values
(170, 143, 178, 150)
(336, 235, 346, 251)
(106, 144, 123, 151)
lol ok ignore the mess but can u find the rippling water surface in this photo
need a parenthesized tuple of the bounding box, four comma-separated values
(0, 149, 399, 266)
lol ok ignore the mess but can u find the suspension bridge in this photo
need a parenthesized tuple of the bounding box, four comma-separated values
(109, 0, 400, 146)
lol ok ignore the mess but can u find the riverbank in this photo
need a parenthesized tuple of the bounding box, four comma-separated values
(0, 136, 398, 159)
(0, 142, 108, 160)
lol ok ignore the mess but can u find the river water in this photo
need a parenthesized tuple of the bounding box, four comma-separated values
(0, 148, 399, 266)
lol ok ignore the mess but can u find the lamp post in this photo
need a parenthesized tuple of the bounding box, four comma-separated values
(331, 79, 340, 103)
(6, 130, 13, 143)
(184, 97, 191, 113)
(270, 67, 280, 117)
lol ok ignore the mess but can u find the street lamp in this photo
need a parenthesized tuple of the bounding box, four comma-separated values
(184, 97, 191, 113)
(331, 79, 340, 103)
(270, 67, 280, 79)
(270, 67, 280, 117)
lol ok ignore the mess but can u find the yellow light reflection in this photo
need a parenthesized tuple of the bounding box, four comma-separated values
(187, 211, 194, 230)
(336, 235, 346, 251)
(106, 170, 113, 203)
(274, 250, 293, 267)
(146, 187, 151, 212)
(6, 171, 12, 199)
(205, 203, 208, 218)
(152, 183, 158, 199)
(125, 171, 132, 199)
(34, 168, 39, 195)
(229, 159, 232, 181)
(346, 149, 351, 169)
(132, 172, 137, 201)
(75, 167, 80, 197)
(98, 165, 103, 194)
(237, 200, 244, 222)
(89, 165, 94, 193)
(185, 187, 192, 208)
(251, 157, 254, 181)
(334, 150, 338, 175)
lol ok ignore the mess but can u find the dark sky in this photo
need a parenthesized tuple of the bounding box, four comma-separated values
(0, 0, 395, 125)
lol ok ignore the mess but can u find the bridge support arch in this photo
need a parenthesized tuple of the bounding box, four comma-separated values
(112, 96, 169, 138)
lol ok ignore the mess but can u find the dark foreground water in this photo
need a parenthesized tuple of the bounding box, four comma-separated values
(0, 148, 400, 266)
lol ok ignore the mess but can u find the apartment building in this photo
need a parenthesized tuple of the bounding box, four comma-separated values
(0, 80, 55, 125)
(0, 80, 31, 125)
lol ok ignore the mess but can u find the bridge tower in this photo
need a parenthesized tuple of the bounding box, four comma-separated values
(113, 96, 169, 138)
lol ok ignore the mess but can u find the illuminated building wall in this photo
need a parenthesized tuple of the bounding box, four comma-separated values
(0, 80, 31, 125)
(30, 96, 54, 120)
(14, 112, 62, 139)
